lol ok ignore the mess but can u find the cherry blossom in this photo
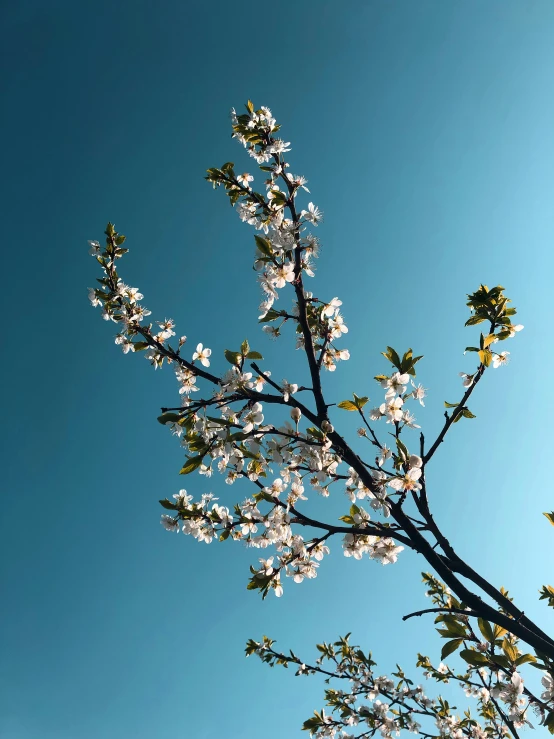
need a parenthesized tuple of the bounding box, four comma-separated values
(87, 103, 543, 739)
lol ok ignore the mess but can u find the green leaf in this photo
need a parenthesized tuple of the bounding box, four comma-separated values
(465, 315, 486, 326)
(224, 349, 241, 366)
(382, 346, 401, 369)
(444, 401, 459, 408)
(353, 394, 369, 410)
(133, 341, 149, 351)
(159, 498, 177, 510)
(254, 235, 273, 257)
(515, 653, 537, 666)
(157, 412, 181, 425)
(478, 348, 492, 367)
(337, 400, 358, 411)
(206, 416, 234, 427)
(502, 638, 519, 662)
(459, 649, 489, 666)
(396, 437, 409, 461)
(544, 710, 554, 734)
(187, 437, 208, 453)
(441, 639, 463, 660)
(539, 584, 554, 606)
(543, 512, 554, 526)
(240, 339, 250, 356)
(179, 456, 204, 475)
(440, 617, 467, 638)
(477, 618, 494, 642)
(259, 308, 280, 323)
(492, 654, 510, 669)
(399, 349, 423, 375)
(306, 427, 324, 440)
(338, 515, 355, 524)
(404, 354, 423, 376)
(302, 715, 322, 732)
(462, 408, 476, 419)
(246, 351, 263, 360)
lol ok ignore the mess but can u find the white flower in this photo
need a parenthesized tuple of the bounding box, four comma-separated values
(402, 410, 420, 429)
(173, 489, 193, 504)
(274, 262, 295, 288)
(281, 379, 298, 402)
(88, 239, 101, 255)
(411, 381, 426, 406)
(242, 402, 264, 433)
(495, 671, 524, 705)
(371, 538, 404, 565)
(380, 396, 404, 423)
(127, 287, 144, 304)
(290, 407, 302, 423)
(157, 318, 175, 339)
(272, 575, 284, 597)
(176, 368, 199, 394)
(286, 173, 310, 192)
(328, 313, 348, 338)
(264, 478, 286, 497)
(460, 372, 474, 388)
(130, 305, 151, 322)
(508, 324, 524, 337)
(301, 202, 323, 225)
(268, 139, 291, 154)
(408, 454, 422, 469)
(541, 673, 554, 702)
(382, 372, 410, 398)
(237, 172, 254, 187)
(256, 557, 274, 577)
(262, 326, 280, 339)
(161, 515, 179, 532)
(378, 446, 392, 467)
(114, 334, 135, 354)
(193, 343, 212, 367)
(321, 297, 342, 317)
(250, 372, 271, 392)
(240, 515, 258, 536)
(492, 351, 510, 368)
(88, 288, 101, 307)
(388, 467, 422, 492)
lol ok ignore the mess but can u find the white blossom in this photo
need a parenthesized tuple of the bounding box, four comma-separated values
(193, 343, 212, 367)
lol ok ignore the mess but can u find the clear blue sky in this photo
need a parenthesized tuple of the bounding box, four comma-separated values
(2, 1, 554, 737)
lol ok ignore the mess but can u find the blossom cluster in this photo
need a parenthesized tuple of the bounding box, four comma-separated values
(247, 573, 554, 736)
(248, 634, 497, 738)
(86, 101, 554, 738)
(87, 107, 526, 609)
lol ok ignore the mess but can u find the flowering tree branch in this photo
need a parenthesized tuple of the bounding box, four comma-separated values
(87, 101, 553, 736)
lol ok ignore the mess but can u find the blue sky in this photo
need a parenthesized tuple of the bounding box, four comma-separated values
(2, 1, 554, 737)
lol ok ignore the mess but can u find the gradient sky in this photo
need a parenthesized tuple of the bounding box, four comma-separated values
(2, 1, 554, 737)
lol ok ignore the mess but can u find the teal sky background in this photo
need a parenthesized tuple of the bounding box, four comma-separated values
(2, 1, 554, 736)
